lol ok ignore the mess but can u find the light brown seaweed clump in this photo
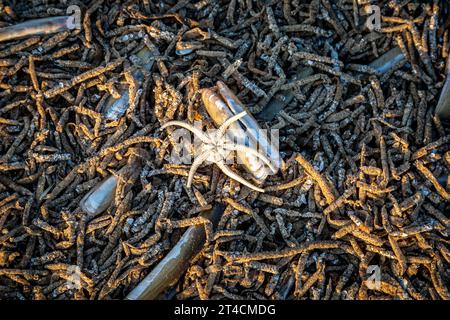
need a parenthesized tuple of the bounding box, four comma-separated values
(0, 0, 449, 300)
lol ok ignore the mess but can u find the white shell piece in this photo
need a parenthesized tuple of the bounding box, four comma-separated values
(80, 175, 117, 215)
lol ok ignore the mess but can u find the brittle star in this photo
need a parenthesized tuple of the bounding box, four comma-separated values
(160, 111, 275, 192)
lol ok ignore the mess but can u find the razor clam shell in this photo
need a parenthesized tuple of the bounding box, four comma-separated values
(435, 56, 450, 120)
(202, 82, 282, 181)
(369, 47, 405, 75)
(126, 205, 223, 300)
(104, 91, 131, 121)
(126, 225, 204, 300)
(256, 67, 314, 122)
(0, 16, 72, 42)
(103, 46, 158, 120)
(80, 175, 117, 216)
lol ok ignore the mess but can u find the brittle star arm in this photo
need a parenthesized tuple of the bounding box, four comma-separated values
(222, 143, 277, 173)
(187, 149, 213, 188)
(160, 121, 211, 144)
(216, 111, 247, 139)
(215, 161, 265, 193)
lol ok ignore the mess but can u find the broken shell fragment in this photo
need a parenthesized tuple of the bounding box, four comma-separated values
(202, 81, 282, 181)
(80, 175, 117, 216)
(0, 16, 72, 43)
(175, 41, 203, 56)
